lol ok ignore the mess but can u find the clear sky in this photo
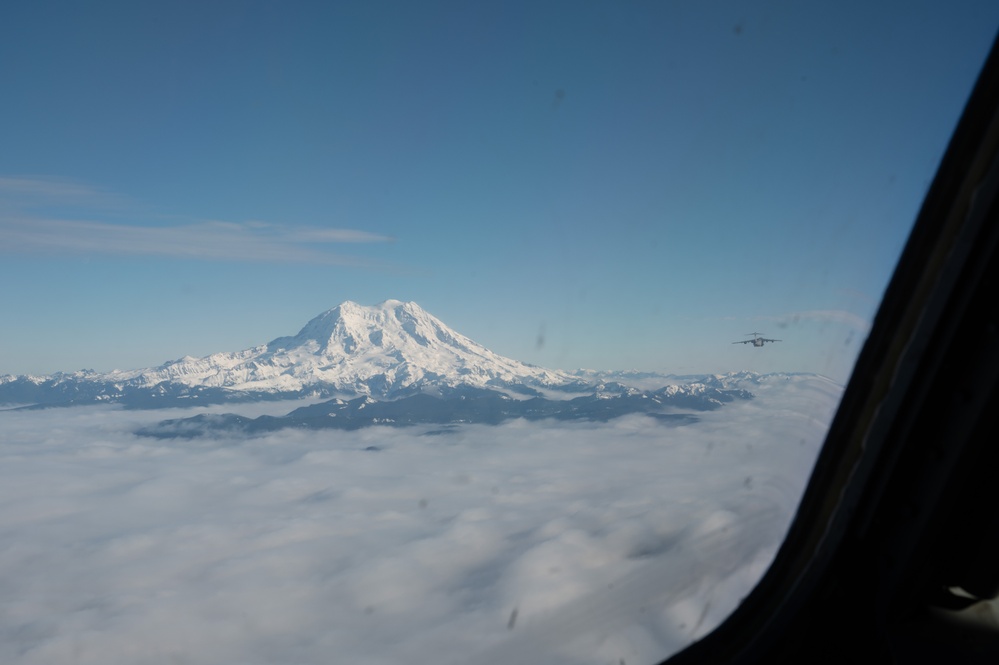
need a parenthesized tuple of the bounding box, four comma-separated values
(1, 1, 997, 383)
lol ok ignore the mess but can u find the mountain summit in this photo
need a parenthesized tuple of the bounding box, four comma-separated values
(270, 300, 530, 369)
(1, 300, 587, 407)
(250, 299, 578, 395)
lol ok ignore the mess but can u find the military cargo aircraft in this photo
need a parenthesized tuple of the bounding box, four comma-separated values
(733, 333, 782, 347)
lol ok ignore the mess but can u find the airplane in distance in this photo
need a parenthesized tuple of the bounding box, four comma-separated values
(733, 332, 782, 347)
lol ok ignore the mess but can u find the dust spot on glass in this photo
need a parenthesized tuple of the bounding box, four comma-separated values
(552, 88, 566, 110)
(507, 607, 518, 630)
(536, 324, 546, 350)
(418, 498, 428, 509)
(364, 606, 375, 615)
(733, 19, 745, 36)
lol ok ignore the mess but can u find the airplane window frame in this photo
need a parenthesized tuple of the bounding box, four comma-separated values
(667, 31, 999, 664)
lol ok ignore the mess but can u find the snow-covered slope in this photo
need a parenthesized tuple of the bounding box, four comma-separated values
(5, 301, 586, 403)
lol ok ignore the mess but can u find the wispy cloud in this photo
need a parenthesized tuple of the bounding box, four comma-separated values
(284, 227, 394, 243)
(0, 176, 396, 266)
(0, 175, 122, 204)
(2, 216, 396, 265)
(709, 310, 871, 332)
(765, 309, 872, 333)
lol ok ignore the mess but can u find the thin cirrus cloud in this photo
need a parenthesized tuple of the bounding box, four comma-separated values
(0, 175, 123, 204)
(2, 216, 396, 265)
(718, 309, 871, 334)
(0, 176, 395, 266)
(770, 309, 872, 333)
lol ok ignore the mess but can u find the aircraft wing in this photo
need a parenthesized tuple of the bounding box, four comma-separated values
(732, 340, 753, 344)
(763, 338, 782, 343)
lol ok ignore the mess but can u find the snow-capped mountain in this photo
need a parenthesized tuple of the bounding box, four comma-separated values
(135, 299, 584, 393)
(0, 300, 590, 407)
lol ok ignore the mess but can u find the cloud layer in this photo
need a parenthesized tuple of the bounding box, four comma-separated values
(2, 216, 394, 265)
(0, 176, 394, 266)
(0, 376, 841, 665)
(771, 309, 872, 333)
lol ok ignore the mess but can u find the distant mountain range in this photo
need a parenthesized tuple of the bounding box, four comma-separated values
(137, 385, 737, 438)
(2, 300, 763, 433)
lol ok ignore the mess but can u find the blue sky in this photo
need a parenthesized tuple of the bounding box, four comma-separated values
(2, 1, 997, 382)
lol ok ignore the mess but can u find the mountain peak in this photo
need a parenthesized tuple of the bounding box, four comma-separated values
(247, 299, 580, 395)
(276, 300, 439, 353)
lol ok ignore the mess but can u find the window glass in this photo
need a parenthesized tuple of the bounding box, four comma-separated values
(1, 2, 997, 664)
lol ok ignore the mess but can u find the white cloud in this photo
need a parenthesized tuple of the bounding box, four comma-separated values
(0, 375, 842, 665)
(0, 176, 124, 207)
(0, 176, 395, 266)
(2, 216, 394, 265)
(286, 227, 396, 243)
